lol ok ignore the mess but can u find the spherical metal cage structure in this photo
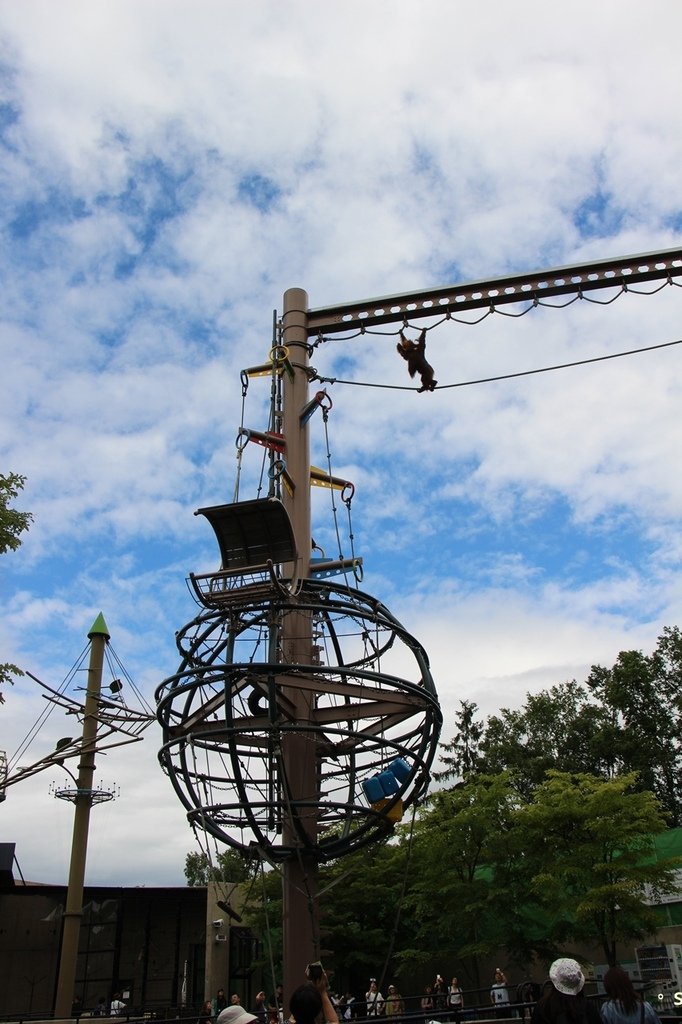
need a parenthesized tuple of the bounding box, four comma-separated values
(156, 578, 441, 863)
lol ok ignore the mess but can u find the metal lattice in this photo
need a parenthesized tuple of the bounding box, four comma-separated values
(156, 578, 441, 863)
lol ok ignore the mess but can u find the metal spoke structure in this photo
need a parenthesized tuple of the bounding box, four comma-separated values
(157, 580, 439, 862)
(157, 245, 681, 996)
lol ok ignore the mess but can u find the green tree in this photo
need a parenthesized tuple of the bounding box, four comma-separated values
(320, 838, 410, 994)
(433, 699, 484, 783)
(197, 840, 410, 995)
(516, 770, 681, 966)
(403, 774, 532, 987)
(586, 630, 682, 824)
(449, 632, 682, 823)
(479, 680, 615, 800)
(184, 848, 255, 885)
(0, 473, 33, 702)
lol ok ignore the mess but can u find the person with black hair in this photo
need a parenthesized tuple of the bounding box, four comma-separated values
(600, 967, 661, 1024)
(214, 990, 228, 1017)
(531, 959, 601, 1024)
(448, 977, 464, 1022)
(289, 967, 338, 1024)
(421, 985, 434, 1022)
(268, 985, 284, 1024)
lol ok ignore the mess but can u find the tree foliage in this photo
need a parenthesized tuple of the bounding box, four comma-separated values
(438, 629, 682, 824)
(184, 848, 255, 885)
(514, 771, 680, 966)
(318, 839, 410, 994)
(183, 630, 682, 986)
(404, 773, 531, 987)
(0, 473, 32, 702)
(401, 771, 679, 978)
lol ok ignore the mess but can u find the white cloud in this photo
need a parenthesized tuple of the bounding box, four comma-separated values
(1, 0, 682, 886)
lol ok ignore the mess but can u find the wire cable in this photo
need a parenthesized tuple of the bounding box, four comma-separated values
(312, 337, 682, 391)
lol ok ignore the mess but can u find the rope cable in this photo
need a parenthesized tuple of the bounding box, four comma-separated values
(233, 372, 249, 503)
(311, 337, 682, 391)
(377, 801, 419, 997)
(321, 406, 345, 563)
(8, 642, 90, 769)
(260, 859, 280, 1007)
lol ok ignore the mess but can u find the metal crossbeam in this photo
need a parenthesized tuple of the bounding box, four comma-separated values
(307, 246, 682, 335)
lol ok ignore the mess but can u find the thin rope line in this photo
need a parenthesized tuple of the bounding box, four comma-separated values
(313, 337, 682, 391)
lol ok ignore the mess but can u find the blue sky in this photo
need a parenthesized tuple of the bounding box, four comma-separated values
(2, 0, 682, 886)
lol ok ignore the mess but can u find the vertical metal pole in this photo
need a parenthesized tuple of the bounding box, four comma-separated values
(280, 289, 318, 1002)
(54, 613, 109, 1020)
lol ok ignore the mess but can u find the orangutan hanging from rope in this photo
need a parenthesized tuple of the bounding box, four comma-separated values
(396, 328, 437, 392)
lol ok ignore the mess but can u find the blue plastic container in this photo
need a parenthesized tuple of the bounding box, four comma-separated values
(389, 757, 411, 782)
(378, 770, 400, 796)
(362, 777, 385, 804)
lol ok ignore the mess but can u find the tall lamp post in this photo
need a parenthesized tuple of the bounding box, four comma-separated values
(54, 613, 113, 1020)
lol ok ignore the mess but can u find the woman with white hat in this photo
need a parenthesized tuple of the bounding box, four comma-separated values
(531, 959, 601, 1024)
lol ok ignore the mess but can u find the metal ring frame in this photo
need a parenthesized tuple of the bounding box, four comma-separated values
(156, 579, 441, 863)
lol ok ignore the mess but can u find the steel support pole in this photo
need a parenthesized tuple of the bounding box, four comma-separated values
(280, 289, 318, 1003)
(54, 614, 109, 1020)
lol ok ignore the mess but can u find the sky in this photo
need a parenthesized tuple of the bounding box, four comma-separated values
(1, 0, 682, 888)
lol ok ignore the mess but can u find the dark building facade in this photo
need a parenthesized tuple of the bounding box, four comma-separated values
(0, 883, 207, 1018)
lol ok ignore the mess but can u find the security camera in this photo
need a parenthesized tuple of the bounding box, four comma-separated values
(212, 919, 224, 928)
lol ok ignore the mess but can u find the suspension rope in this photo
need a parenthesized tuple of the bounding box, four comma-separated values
(343, 487, 359, 589)
(276, 739, 322, 952)
(260, 859, 281, 1007)
(310, 336, 682, 391)
(318, 404, 361, 590)
(378, 801, 420, 996)
(233, 372, 250, 502)
(8, 642, 90, 769)
(321, 406, 345, 563)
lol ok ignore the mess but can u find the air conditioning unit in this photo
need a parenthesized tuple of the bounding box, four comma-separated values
(215, 934, 227, 943)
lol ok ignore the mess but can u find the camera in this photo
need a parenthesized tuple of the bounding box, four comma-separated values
(306, 962, 324, 982)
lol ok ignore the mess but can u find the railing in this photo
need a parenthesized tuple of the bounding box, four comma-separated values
(2, 991, 679, 1024)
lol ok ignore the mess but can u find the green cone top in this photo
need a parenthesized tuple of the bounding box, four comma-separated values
(88, 612, 111, 640)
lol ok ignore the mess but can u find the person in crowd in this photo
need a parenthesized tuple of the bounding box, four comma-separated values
(434, 976, 447, 1013)
(268, 984, 284, 1024)
(385, 986, 404, 1017)
(231, 996, 242, 1006)
(94, 997, 107, 1016)
(491, 970, 510, 1017)
(366, 980, 385, 1017)
(531, 958, 601, 1024)
(289, 967, 338, 1024)
(448, 977, 464, 1020)
(213, 990, 228, 1017)
(198, 1000, 214, 1024)
(71, 996, 83, 1019)
(600, 966, 662, 1024)
(421, 986, 435, 1021)
(343, 992, 357, 1020)
(217, 1006, 259, 1024)
(110, 992, 126, 1017)
(517, 981, 541, 1021)
(254, 991, 267, 1024)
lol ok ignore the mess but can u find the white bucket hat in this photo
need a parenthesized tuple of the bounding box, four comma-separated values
(549, 958, 585, 995)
